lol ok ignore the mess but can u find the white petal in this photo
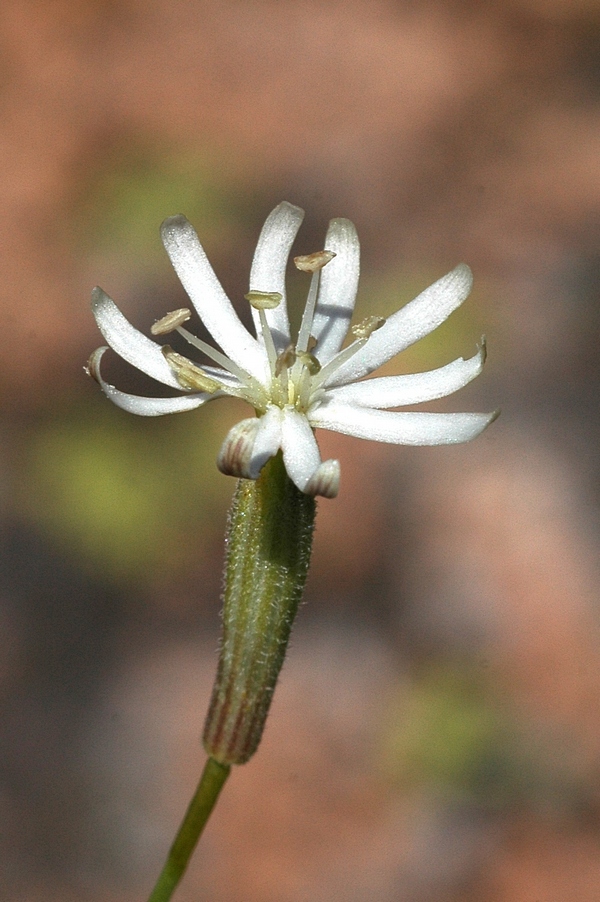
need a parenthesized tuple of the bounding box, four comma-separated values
(87, 347, 210, 416)
(280, 408, 322, 492)
(310, 402, 497, 445)
(312, 218, 360, 363)
(160, 215, 266, 381)
(325, 264, 473, 387)
(249, 202, 305, 352)
(322, 345, 485, 409)
(248, 405, 283, 477)
(91, 287, 184, 389)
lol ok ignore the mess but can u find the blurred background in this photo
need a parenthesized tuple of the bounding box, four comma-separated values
(1, 0, 599, 899)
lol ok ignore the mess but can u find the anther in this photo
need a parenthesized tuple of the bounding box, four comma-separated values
(351, 315, 386, 339)
(162, 346, 221, 392)
(151, 308, 192, 335)
(275, 344, 296, 377)
(296, 351, 321, 375)
(293, 250, 336, 273)
(244, 290, 283, 310)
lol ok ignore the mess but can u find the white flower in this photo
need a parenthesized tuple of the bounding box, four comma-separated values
(88, 201, 497, 498)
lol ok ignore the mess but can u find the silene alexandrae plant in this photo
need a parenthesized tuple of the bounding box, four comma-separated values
(87, 201, 498, 902)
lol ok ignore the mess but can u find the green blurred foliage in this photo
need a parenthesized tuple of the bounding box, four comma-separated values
(380, 662, 586, 812)
(18, 394, 245, 587)
(70, 142, 262, 272)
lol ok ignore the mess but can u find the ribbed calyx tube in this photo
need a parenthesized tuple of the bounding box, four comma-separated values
(203, 452, 316, 765)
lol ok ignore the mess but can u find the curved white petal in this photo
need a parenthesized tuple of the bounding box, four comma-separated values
(160, 215, 266, 381)
(310, 402, 497, 445)
(312, 218, 360, 363)
(248, 405, 283, 478)
(322, 345, 485, 409)
(280, 408, 322, 492)
(249, 202, 305, 352)
(87, 347, 210, 416)
(325, 264, 473, 387)
(91, 287, 184, 389)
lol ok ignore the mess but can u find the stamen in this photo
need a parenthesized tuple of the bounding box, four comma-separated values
(151, 308, 192, 335)
(310, 317, 386, 392)
(244, 290, 285, 398)
(295, 344, 321, 411)
(162, 346, 222, 393)
(310, 337, 368, 391)
(351, 315, 386, 339)
(176, 326, 257, 387)
(295, 270, 321, 356)
(294, 251, 336, 358)
(257, 308, 279, 370)
(294, 250, 336, 273)
(244, 290, 282, 310)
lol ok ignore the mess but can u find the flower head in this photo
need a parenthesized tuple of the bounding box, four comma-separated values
(88, 202, 497, 498)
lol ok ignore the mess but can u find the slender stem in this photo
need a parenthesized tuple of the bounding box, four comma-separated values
(146, 757, 230, 902)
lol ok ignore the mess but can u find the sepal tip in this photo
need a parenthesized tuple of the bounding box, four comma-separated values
(305, 459, 340, 499)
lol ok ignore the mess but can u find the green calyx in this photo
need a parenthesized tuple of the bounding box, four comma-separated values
(203, 452, 316, 765)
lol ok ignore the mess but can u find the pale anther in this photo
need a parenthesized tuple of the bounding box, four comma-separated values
(244, 290, 283, 310)
(351, 315, 386, 340)
(275, 344, 296, 377)
(296, 350, 321, 375)
(293, 250, 336, 273)
(151, 308, 192, 335)
(162, 346, 221, 393)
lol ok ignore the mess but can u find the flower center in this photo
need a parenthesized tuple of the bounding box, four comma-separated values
(247, 250, 336, 413)
(246, 252, 387, 415)
(156, 252, 386, 417)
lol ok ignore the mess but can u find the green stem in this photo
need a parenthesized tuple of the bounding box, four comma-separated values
(146, 757, 230, 902)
